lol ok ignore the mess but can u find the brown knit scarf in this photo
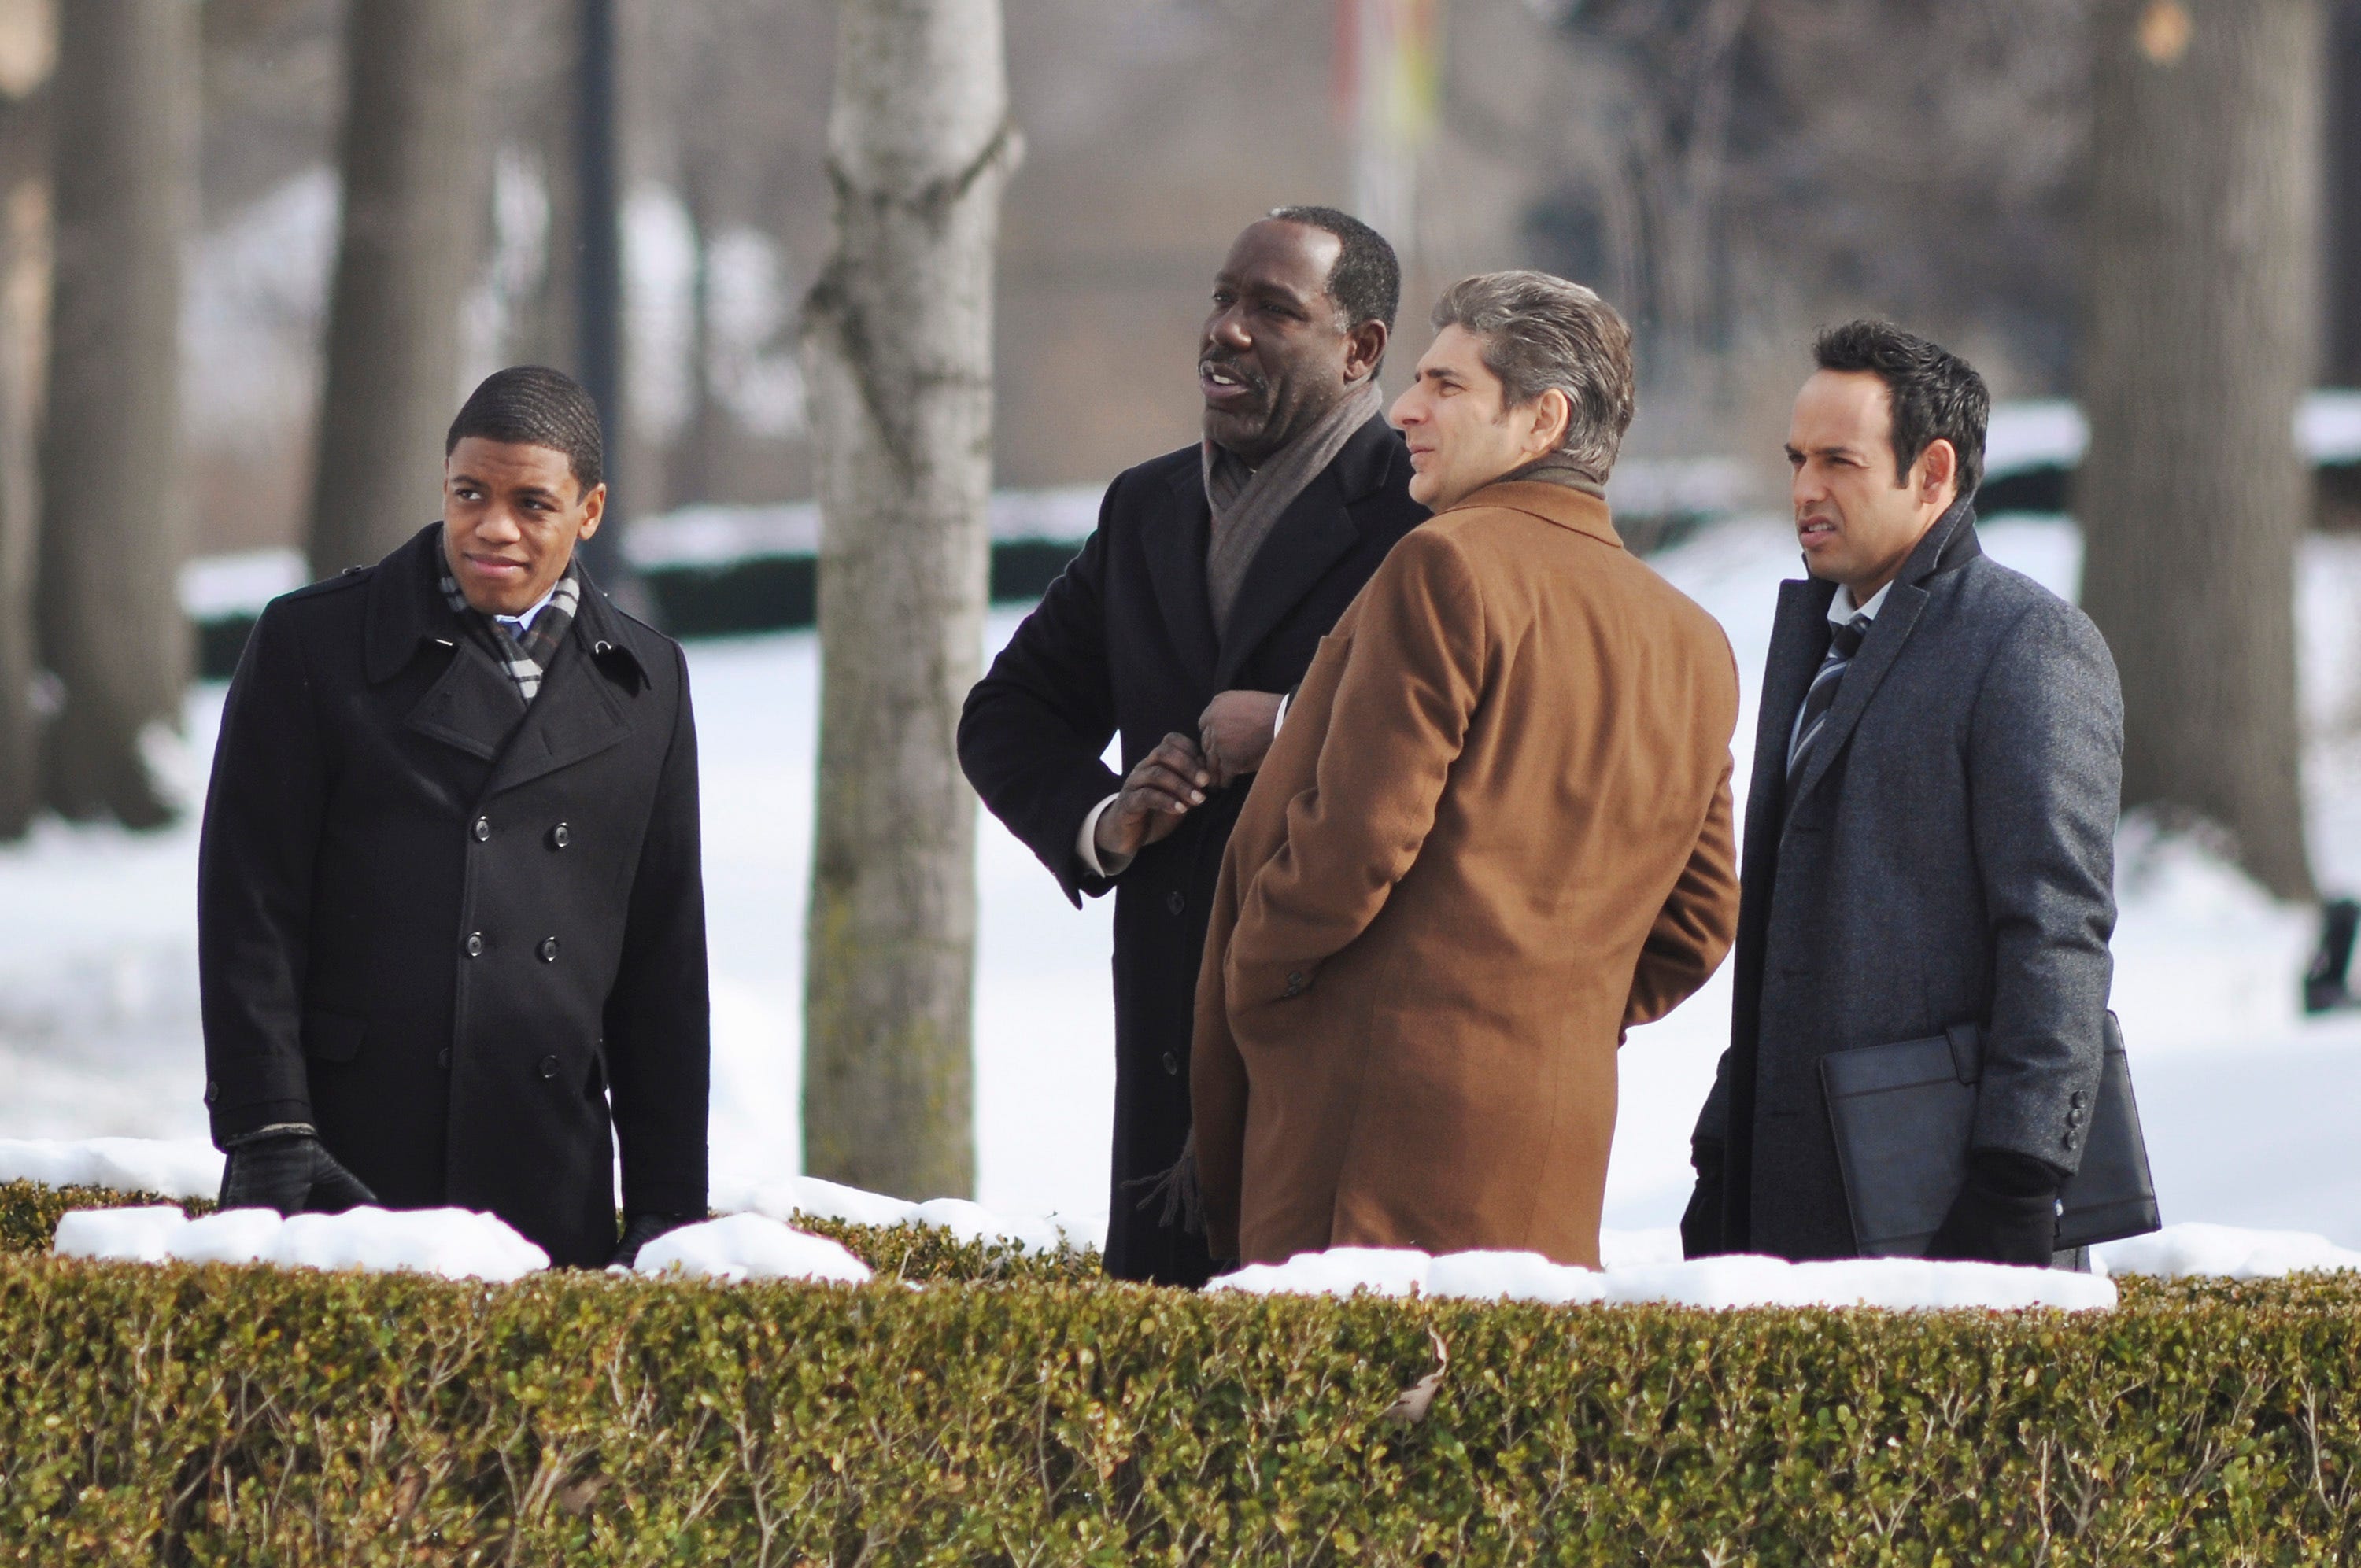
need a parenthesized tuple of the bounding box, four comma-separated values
(1201, 378, 1385, 640)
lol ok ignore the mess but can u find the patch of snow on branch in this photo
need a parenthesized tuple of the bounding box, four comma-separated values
(1213, 1247, 2118, 1312)
(2096, 1223, 2361, 1280)
(633, 1213, 872, 1285)
(53, 1205, 549, 1282)
(0, 1136, 223, 1200)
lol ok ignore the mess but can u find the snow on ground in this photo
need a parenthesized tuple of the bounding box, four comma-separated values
(7, 516, 2361, 1256)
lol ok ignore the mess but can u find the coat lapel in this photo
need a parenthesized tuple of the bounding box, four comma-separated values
(1783, 500, 1983, 817)
(1144, 463, 1219, 692)
(1212, 462, 1358, 689)
(485, 576, 638, 796)
(364, 523, 525, 762)
(1751, 577, 1836, 832)
(1211, 414, 1401, 691)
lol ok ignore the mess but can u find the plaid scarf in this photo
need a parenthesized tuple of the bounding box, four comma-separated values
(439, 551, 582, 707)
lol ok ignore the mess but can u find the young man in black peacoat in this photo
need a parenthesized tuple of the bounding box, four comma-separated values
(959, 209, 1425, 1286)
(198, 367, 709, 1270)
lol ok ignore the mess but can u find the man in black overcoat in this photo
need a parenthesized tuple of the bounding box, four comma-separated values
(1683, 323, 2122, 1268)
(198, 367, 709, 1270)
(959, 208, 1426, 1286)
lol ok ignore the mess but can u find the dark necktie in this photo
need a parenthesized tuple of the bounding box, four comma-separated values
(1786, 613, 1871, 804)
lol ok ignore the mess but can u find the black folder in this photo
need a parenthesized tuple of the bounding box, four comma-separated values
(1818, 1012, 2160, 1256)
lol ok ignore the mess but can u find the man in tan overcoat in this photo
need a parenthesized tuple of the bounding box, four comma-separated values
(1192, 271, 1741, 1270)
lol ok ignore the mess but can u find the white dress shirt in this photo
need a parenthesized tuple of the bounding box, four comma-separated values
(493, 580, 563, 640)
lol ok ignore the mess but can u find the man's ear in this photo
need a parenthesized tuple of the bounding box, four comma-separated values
(1345, 319, 1387, 384)
(1526, 388, 1573, 458)
(577, 481, 608, 540)
(1916, 439, 1958, 506)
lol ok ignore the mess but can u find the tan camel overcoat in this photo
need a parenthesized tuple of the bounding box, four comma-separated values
(1192, 481, 1741, 1269)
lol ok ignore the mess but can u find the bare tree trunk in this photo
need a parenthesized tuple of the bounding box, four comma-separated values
(35, 0, 190, 828)
(0, 63, 50, 841)
(2078, 0, 2322, 899)
(305, 0, 486, 580)
(800, 0, 1019, 1200)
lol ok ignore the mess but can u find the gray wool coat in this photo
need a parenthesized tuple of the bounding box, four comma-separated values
(1694, 501, 2123, 1260)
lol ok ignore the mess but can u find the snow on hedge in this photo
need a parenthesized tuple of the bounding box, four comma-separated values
(633, 1213, 872, 1285)
(712, 1170, 1104, 1256)
(1214, 1246, 2119, 1312)
(53, 1205, 549, 1282)
(2094, 1223, 2361, 1280)
(0, 1136, 222, 1201)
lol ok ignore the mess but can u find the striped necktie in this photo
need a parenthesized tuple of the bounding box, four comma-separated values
(1786, 613, 1871, 803)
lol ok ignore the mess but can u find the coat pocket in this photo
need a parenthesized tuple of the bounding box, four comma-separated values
(301, 1009, 369, 1064)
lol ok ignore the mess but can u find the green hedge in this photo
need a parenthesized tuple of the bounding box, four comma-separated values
(4, 1180, 2361, 1563)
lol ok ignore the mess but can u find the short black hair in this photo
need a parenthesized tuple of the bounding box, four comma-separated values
(1812, 320, 1988, 500)
(445, 365, 605, 495)
(1267, 205, 1402, 335)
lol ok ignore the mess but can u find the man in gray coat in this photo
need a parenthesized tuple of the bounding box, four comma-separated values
(1683, 321, 2122, 1266)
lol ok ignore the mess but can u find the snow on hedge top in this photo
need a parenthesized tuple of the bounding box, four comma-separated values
(634, 1213, 872, 1286)
(2095, 1223, 2361, 1280)
(54, 1205, 549, 1282)
(1213, 1246, 2119, 1312)
(714, 1171, 1105, 1256)
(0, 1136, 223, 1201)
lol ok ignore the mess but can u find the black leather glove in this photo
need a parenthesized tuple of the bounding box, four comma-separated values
(1927, 1149, 2065, 1265)
(610, 1212, 697, 1269)
(218, 1127, 378, 1215)
(1680, 1137, 1727, 1259)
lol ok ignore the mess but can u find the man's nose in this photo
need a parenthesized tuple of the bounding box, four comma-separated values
(478, 507, 523, 541)
(1209, 308, 1251, 352)
(1388, 386, 1422, 426)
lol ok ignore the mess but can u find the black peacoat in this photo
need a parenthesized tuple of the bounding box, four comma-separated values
(958, 415, 1426, 1286)
(198, 522, 710, 1268)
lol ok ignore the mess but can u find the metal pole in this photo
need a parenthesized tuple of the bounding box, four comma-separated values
(574, 0, 635, 598)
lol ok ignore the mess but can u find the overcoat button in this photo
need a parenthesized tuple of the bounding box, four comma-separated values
(549, 822, 571, 850)
(538, 1055, 560, 1079)
(2062, 1131, 2079, 1151)
(437, 1048, 451, 1069)
(1166, 890, 1185, 916)
(1162, 1052, 1180, 1076)
(1283, 972, 1306, 998)
(203, 1079, 218, 1105)
(538, 937, 560, 962)
(2066, 1107, 2083, 1127)
(472, 816, 490, 843)
(464, 932, 484, 957)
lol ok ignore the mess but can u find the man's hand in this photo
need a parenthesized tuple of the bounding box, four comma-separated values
(611, 1211, 697, 1268)
(1198, 690, 1284, 788)
(217, 1129, 379, 1215)
(1095, 732, 1211, 863)
(1927, 1149, 2063, 1266)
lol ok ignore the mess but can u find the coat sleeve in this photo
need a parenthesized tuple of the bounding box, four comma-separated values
(1223, 528, 1485, 1013)
(198, 600, 328, 1143)
(1965, 599, 2121, 1173)
(603, 641, 711, 1219)
(1623, 758, 1739, 1031)
(957, 491, 1124, 907)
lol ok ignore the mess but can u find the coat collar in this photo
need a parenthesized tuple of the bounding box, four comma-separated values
(1440, 478, 1624, 548)
(364, 523, 652, 790)
(1146, 412, 1410, 692)
(1781, 496, 1981, 817)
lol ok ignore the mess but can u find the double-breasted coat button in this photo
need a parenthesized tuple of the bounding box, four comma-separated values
(2066, 1106, 2084, 1127)
(2071, 1090, 2089, 1109)
(472, 816, 491, 843)
(1283, 972, 1306, 998)
(1162, 1051, 1180, 1075)
(2063, 1131, 2079, 1151)
(537, 1055, 560, 1079)
(538, 937, 560, 962)
(549, 822, 571, 850)
(1166, 890, 1185, 917)
(464, 932, 484, 958)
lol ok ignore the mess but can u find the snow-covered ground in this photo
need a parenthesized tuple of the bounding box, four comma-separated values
(7, 515, 2361, 1249)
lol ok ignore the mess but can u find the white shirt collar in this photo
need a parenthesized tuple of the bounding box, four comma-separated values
(496, 581, 563, 634)
(1830, 579, 1894, 625)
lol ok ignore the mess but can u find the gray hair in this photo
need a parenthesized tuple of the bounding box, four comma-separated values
(1430, 271, 1635, 485)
